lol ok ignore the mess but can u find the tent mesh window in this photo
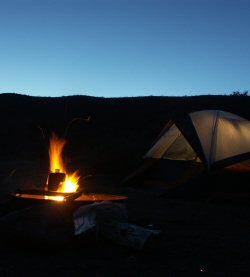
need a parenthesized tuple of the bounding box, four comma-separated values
(162, 133, 197, 161)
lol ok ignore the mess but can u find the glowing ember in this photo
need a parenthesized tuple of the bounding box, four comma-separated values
(44, 195, 65, 201)
(48, 133, 80, 193)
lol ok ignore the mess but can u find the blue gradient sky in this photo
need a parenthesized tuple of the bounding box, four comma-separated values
(0, 0, 249, 97)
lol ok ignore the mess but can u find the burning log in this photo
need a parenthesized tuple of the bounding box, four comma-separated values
(64, 190, 84, 202)
(47, 170, 66, 191)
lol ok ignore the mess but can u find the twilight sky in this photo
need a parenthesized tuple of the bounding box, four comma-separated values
(0, 0, 249, 97)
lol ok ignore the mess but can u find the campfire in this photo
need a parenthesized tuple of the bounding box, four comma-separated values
(8, 134, 152, 250)
(13, 133, 127, 203)
(47, 133, 80, 193)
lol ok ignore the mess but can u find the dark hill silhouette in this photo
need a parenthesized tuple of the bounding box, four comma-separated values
(0, 93, 250, 174)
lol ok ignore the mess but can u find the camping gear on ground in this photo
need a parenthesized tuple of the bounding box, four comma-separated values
(0, 200, 160, 250)
(74, 201, 160, 249)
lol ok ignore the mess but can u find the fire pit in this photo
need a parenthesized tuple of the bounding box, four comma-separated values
(12, 134, 127, 204)
(12, 190, 127, 203)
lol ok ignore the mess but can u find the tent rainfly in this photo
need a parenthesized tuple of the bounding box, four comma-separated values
(145, 110, 250, 169)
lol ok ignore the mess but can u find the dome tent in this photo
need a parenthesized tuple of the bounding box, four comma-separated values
(146, 110, 250, 169)
(124, 110, 250, 188)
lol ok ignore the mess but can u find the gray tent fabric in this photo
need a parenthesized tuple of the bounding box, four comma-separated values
(145, 110, 250, 169)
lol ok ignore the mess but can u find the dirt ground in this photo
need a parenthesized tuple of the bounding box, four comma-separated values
(0, 169, 250, 277)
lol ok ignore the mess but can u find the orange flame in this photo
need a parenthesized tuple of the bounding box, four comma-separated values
(49, 134, 66, 173)
(49, 133, 79, 193)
